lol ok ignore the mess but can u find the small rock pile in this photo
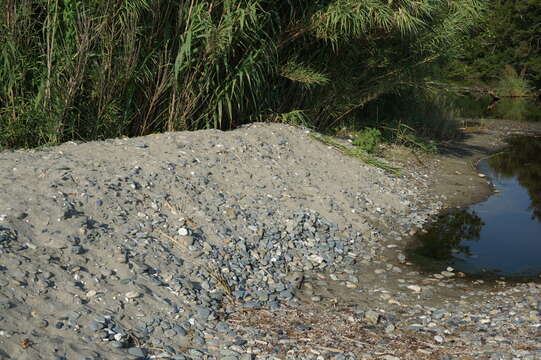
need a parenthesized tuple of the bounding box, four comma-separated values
(201, 210, 362, 308)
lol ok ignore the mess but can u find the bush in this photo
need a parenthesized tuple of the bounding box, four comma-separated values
(1, 0, 484, 149)
(352, 128, 382, 154)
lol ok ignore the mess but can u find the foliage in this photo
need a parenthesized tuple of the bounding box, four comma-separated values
(309, 133, 400, 176)
(452, 66, 541, 122)
(384, 123, 438, 154)
(495, 66, 534, 98)
(451, 0, 541, 89)
(352, 128, 382, 154)
(1, 0, 485, 149)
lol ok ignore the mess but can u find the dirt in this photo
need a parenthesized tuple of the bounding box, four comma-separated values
(245, 119, 541, 359)
(388, 119, 541, 210)
(0, 119, 540, 359)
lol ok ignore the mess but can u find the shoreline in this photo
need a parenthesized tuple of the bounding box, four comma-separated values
(0, 119, 540, 359)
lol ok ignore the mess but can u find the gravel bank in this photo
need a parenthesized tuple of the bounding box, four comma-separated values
(0, 122, 539, 360)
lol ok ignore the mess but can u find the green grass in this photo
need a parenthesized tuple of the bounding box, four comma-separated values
(309, 133, 401, 176)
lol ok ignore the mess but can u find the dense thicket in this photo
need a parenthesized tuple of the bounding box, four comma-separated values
(1, 0, 484, 149)
(452, 0, 541, 89)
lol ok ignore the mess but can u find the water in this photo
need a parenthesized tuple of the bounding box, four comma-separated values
(408, 136, 541, 278)
(456, 95, 541, 122)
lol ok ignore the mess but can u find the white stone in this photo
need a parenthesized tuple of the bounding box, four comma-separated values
(125, 291, 141, 299)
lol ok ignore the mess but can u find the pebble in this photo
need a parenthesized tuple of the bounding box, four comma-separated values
(364, 310, 380, 325)
(0, 123, 537, 360)
(125, 291, 141, 299)
(127, 347, 146, 357)
(164, 329, 177, 338)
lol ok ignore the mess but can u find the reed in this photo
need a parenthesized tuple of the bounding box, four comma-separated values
(0, 0, 484, 149)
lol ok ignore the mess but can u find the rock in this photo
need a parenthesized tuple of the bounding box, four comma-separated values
(286, 271, 304, 289)
(127, 347, 146, 357)
(308, 254, 324, 264)
(195, 306, 211, 320)
(164, 329, 177, 338)
(432, 309, 447, 320)
(364, 310, 380, 325)
(385, 324, 395, 333)
(216, 322, 230, 333)
(71, 245, 85, 254)
(89, 321, 104, 331)
(111, 341, 124, 348)
(173, 325, 187, 336)
(125, 291, 141, 299)
(178, 235, 194, 248)
(407, 285, 422, 292)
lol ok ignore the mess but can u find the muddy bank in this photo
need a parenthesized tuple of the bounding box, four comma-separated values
(0, 120, 540, 360)
(235, 120, 541, 359)
(389, 119, 541, 210)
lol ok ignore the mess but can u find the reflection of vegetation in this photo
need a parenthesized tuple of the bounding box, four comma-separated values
(489, 136, 541, 221)
(413, 209, 484, 261)
(454, 95, 541, 122)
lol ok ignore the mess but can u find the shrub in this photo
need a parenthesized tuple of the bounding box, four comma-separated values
(352, 128, 382, 154)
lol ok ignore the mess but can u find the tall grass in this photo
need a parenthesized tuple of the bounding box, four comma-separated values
(1, 0, 484, 149)
(495, 66, 534, 98)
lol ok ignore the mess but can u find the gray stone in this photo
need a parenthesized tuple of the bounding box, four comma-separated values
(164, 329, 176, 338)
(193, 335, 205, 345)
(216, 322, 230, 332)
(195, 306, 211, 320)
(173, 325, 187, 336)
(127, 347, 146, 357)
(89, 321, 104, 331)
(364, 310, 380, 325)
(110, 341, 124, 348)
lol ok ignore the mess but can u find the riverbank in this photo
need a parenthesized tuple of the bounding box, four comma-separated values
(231, 120, 541, 359)
(0, 120, 540, 359)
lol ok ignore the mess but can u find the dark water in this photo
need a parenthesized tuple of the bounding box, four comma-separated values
(408, 136, 541, 278)
(457, 95, 541, 122)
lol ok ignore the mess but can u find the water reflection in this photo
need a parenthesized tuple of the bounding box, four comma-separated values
(408, 136, 541, 278)
(488, 136, 541, 221)
(456, 95, 541, 122)
(412, 209, 484, 261)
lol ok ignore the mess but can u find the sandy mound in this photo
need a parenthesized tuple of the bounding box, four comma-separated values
(0, 123, 437, 359)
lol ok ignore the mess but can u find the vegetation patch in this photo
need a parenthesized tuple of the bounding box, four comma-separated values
(1, 0, 485, 150)
(309, 133, 401, 176)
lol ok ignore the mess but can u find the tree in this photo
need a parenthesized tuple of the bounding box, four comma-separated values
(453, 0, 541, 89)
